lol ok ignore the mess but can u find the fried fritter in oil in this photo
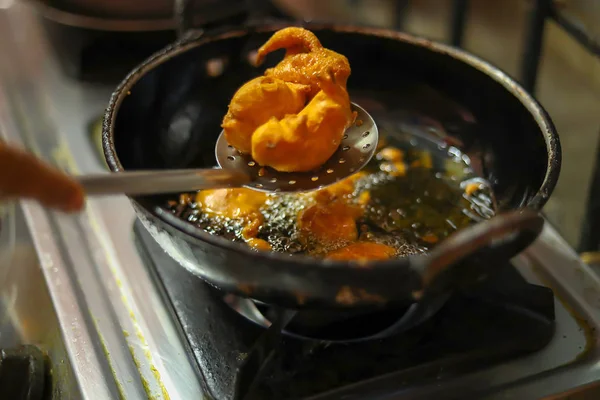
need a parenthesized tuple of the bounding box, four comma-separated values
(297, 202, 361, 246)
(195, 188, 267, 241)
(296, 173, 369, 250)
(325, 242, 397, 261)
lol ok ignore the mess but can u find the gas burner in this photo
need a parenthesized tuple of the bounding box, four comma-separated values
(224, 294, 271, 328)
(224, 294, 417, 343)
(135, 220, 557, 400)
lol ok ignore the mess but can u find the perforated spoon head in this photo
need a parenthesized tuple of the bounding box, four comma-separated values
(215, 102, 378, 193)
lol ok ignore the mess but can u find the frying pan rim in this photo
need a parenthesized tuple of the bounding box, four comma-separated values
(102, 22, 561, 270)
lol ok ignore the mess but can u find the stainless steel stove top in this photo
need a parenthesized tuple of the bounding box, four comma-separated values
(0, 2, 599, 399)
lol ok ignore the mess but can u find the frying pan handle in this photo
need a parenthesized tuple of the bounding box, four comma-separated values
(416, 209, 544, 290)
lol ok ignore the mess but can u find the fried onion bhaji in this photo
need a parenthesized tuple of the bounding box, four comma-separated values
(221, 27, 354, 172)
(222, 76, 310, 154)
(256, 27, 352, 98)
(251, 70, 353, 172)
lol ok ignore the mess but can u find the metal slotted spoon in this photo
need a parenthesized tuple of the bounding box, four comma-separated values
(81, 103, 378, 196)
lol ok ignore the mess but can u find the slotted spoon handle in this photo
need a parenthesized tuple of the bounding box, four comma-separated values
(78, 169, 250, 196)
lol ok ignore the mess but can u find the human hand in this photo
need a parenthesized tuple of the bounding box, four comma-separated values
(0, 143, 85, 212)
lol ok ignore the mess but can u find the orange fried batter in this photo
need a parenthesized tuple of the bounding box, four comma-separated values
(325, 242, 397, 261)
(246, 238, 273, 251)
(257, 27, 352, 98)
(222, 27, 354, 172)
(378, 147, 405, 162)
(312, 171, 367, 203)
(196, 188, 266, 219)
(252, 72, 353, 171)
(296, 172, 370, 248)
(222, 76, 310, 154)
(297, 202, 362, 245)
(196, 188, 267, 240)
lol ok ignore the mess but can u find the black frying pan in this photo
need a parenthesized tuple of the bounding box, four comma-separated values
(102, 22, 560, 325)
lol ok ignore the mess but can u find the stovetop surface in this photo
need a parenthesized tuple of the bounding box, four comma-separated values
(135, 220, 557, 400)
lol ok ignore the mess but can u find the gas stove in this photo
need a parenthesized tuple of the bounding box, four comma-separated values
(0, 2, 600, 400)
(136, 220, 558, 399)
